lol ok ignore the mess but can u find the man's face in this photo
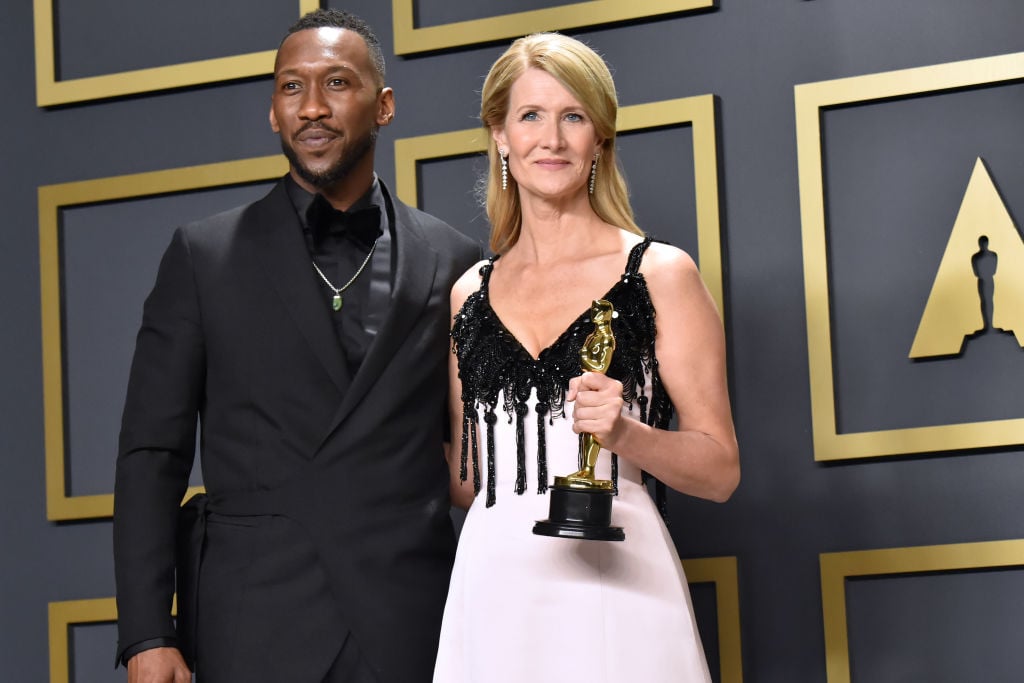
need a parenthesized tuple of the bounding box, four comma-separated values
(270, 27, 394, 192)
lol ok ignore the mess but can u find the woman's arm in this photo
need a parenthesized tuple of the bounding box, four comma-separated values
(445, 263, 488, 510)
(568, 243, 740, 502)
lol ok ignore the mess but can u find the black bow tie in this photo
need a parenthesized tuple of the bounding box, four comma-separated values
(306, 195, 382, 248)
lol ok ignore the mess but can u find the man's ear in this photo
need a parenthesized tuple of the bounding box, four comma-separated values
(377, 87, 395, 126)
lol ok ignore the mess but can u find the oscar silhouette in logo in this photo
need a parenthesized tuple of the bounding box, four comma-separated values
(972, 235, 997, 332)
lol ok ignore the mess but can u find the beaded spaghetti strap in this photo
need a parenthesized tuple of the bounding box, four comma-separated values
(622, 236, 671, 519)
(625, 237, 653, 276)
(479, 256, 498, 290)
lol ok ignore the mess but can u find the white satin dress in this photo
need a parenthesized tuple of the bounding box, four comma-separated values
(434, 239, 711, 682)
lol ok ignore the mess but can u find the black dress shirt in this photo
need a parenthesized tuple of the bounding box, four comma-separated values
(284, 174, 394, 380)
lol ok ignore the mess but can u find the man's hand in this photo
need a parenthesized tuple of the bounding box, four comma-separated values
(127, 647, 191, 683)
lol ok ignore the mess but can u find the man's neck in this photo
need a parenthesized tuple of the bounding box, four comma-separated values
(290, 164, 376, 212)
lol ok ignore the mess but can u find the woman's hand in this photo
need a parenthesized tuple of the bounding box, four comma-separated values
(567, 371, 626, 450)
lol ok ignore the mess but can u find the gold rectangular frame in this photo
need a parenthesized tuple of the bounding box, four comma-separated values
(49, 597, 117, 683)
(48, 597, 177, 683)
(683, 555, 744, 682)
(820, 539, 1024, 683)
(32, 0, 319, 106)
(40, 155, 288, 521)
(394, 94, 724, 313)
(391, 0, 715, 55)
(794, 51, 1024, 461)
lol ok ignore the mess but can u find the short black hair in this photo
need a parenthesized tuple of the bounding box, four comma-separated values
(282, 8, 386, 84)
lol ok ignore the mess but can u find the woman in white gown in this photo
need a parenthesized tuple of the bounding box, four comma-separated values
(434, 33, 739, 683)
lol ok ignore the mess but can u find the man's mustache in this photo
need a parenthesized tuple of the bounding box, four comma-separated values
(296, 122, 342, 136)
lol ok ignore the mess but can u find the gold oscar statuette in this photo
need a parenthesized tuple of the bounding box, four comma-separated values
(533, 299, 625, 541)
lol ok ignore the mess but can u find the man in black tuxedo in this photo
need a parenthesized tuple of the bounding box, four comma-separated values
(113, 9, 478, 683)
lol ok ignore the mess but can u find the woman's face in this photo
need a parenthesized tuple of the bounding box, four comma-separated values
(492, 68, 602, 204)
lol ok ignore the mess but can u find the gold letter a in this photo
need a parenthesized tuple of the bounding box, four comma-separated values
(909, 158, 1024, 358)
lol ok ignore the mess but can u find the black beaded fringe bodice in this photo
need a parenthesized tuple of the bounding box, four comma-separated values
(451, 237, 671, 509)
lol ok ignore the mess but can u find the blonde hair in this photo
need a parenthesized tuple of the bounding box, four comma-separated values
(480, 33, 642, 254)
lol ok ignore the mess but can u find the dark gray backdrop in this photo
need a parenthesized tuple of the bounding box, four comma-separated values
(3, 1, 1023, 681)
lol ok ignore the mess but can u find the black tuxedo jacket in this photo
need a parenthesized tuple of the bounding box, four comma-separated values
(113, 178, 479, 682)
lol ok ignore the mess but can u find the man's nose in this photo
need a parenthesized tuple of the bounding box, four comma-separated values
(299, 86, 330, 120)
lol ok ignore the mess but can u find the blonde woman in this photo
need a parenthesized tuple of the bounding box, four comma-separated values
(435, 33, 739, 682)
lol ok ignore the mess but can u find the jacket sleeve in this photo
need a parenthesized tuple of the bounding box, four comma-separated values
(113, 227, 206, 662)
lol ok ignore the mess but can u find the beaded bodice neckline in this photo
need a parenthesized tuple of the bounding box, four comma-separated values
(452, 237, 672, 508)
(483, 276, 631, 364)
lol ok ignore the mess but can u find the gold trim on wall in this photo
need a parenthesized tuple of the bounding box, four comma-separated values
(820, 539, 1024, 683)
(683, 555, 744, 682)
(39, 155, 288, 521)
(32, 0, 319, 106)
(48, 598, 117, 683)
(394, 94, 725, 314)
(391, 0, 715, 55)
(794, 51, 1024, 462)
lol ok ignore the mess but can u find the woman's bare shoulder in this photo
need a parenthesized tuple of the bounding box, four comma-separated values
(638, 240, 700, 286)
(451, 258, 492, 309)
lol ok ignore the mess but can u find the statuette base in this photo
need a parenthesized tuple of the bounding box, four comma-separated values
(533, 484, 624, 542)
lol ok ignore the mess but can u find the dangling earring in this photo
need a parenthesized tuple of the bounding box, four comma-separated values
(589, 153, 600, 195)
(499, 149, 509, 191)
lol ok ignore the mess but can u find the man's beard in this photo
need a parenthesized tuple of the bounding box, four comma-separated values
(281, 125, 378, 189)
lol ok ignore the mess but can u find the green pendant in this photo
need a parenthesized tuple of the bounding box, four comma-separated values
(332, 294, 343, 311)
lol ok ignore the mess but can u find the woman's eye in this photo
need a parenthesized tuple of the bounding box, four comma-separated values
(565, 112, 583, 122)
(521, 111, 538, 121)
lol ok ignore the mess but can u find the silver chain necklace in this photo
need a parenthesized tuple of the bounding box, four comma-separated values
(312, 238, 379, 311)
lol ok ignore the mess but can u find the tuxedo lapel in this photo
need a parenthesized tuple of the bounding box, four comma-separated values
(332, 185, 439, 427)
(248, 181, 351, 395)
